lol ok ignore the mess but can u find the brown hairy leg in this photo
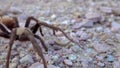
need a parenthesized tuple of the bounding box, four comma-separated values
(25, 16, 79, 45)
(34, 35, 48, 51)
(25, 17, 44, 36)
(6, 29, 16, 68)
(0, 23, 10, 38)
(25, 16, 56, 36)
(25, 29, 47, 68)
(24, 17, 34, 27)
(39, 25, 44, 36)
(0, 32, 10, 38)
(12, 17, 19, 27)
(0, 23, 10, 34)
(37, 21, 79, 45)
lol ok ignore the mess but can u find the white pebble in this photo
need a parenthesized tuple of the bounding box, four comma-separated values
(96, 27, 103, 32)
(85, 11, 102, 23)
(68, 54, 77, 61)
(64, 59, 73, 66)
(9, 63, 18, 68)
(97, 62, 105, 67)
(20, 55, 34, 64)
(62, 20, 69, 24)
(51, 14, 56, 19)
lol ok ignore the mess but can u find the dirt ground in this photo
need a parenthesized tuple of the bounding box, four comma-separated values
(1, 0, 120, 68)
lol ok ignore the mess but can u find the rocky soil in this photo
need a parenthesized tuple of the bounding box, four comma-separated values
(0, 0, 120, 68)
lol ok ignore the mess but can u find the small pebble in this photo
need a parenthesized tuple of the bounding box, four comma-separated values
(9, 63, 18, 68)
(97, 62, 105, 67)
(76, 31, 83, 36)
(20, 55, 34, 64)
(96, 27, 103, 32)
(30, 62, 60, 68)
(70, 45, 81, 53)
(81, 61, 88, 68)
(100, 7, 112, 14)
(12, 44, 17, 49)
(9, 6, 22, 14)
(107, 55, 115, 62)
(0, 40, 4, 46)
(51, 55, 59, 61)
(112, 7, 120, 16)
(111, 21, 120, 33)
(19, 51, 26, 58)
(113, 61, 120, 68)
(0, 65, 3, 68)
(12, 56, 19, 63)
(51, 14, 56, 19)
(29, 62, 43, 68)
(67, 0, 73, 2)
(61, 20, 70, 24)
(85, 48, 97, 57)
(93, 43, 110, 53)
(96, 55, 104, 61)
(86, 48, 92, 54)
(68, 54, 77, 61)
(0, 52, 7, 59)
(72, 19, 94, 29)
(80, 32, 89, 40)
(85, 11, 102, 23)
(64, 59, 73, 66)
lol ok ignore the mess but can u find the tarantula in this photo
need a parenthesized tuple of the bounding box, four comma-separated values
(0, 16, 77, 68)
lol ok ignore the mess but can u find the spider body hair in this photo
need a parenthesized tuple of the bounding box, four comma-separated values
(16, 27, 32, 41)
(14, 27, 44, 42)
(16, 27, 26, 35)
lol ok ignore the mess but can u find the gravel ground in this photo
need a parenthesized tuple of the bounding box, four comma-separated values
(0, 0, 120, 68)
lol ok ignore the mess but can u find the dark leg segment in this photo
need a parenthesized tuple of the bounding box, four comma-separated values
(25, 16, 80, 46)
(0, 23, 10, 34)
(12, 17, 19, 27)
(39, 26, 44, 36)
(32, 24, 39, 34)
(25, 30, 47, 68)
(25, 16, 39, 27)
(53, 29, 56, 35)
(6, 29, 16, 68)
(34, 35, 48, 51)
(37, 21, 79, 45)
(0, 32, 10, 38)
(30, 24, 44, 36)
(25, 17, 44, 36)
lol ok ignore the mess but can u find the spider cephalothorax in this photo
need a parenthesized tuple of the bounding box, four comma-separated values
(0, 16, 78, 68)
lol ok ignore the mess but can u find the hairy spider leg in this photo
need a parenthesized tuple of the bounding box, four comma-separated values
(25, 16, 44, 36)
(30, 23, 44, 36)
(25, 29, 47, 68)
(12, 17, 19, 27)
(0, 23, 10, 34)
(6, 28, 47, 68)
(6, 29, 16, 68)
(38, 22, 80, 46)
(34, 35, 48, 51)
(24, 17, 48, 51)
(25, 17, 80, 46)
(0, 23, 10, 38)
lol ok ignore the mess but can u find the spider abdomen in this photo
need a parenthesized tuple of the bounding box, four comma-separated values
(0, 16, 16, 30)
